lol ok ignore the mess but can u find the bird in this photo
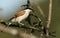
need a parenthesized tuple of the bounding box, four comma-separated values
(0, 0, 34, 27)
(8, 7, 34, 26)
(8, 0, 34, 26)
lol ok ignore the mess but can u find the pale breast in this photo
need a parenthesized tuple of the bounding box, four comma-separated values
(15, 10, 30, 22)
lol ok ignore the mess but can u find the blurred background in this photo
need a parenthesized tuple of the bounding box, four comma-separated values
(0, 0, 60, 38)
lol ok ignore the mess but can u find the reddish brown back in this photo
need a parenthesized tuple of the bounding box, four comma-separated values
(15, 10, 26, 17)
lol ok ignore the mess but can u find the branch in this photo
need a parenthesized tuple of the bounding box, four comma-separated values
(46, 0, 52, 37)
(0, 24, 38, 38)
(47, 0, 52, 28)
(0, 24, 18, 35)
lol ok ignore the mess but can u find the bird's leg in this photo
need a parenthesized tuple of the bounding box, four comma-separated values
(19, 23, 25, 26)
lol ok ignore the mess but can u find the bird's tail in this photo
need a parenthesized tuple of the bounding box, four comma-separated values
(9, 17, 15, 21)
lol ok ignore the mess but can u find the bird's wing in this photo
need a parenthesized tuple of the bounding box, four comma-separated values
(15, 10, 26, 17)
(9, 10, 26, 21)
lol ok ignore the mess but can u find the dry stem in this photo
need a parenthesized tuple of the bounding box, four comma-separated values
(46, 0, 52, 37)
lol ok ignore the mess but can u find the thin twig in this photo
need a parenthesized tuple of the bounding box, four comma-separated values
(46, 0, 52, 37)
(47, 0, 52, 28)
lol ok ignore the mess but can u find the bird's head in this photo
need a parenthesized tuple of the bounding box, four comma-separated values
(21, 4, 34, 12)
(25, 7, 34, 12)
(21, 0, 34, 12)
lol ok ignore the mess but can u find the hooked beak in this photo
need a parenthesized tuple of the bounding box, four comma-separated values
(29, 7, 34, 12)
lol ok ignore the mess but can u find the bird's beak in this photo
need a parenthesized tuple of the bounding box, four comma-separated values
(29, 7, 34, 12)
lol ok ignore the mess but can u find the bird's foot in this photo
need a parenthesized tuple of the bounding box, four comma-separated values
(19, 23, 25, 26)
